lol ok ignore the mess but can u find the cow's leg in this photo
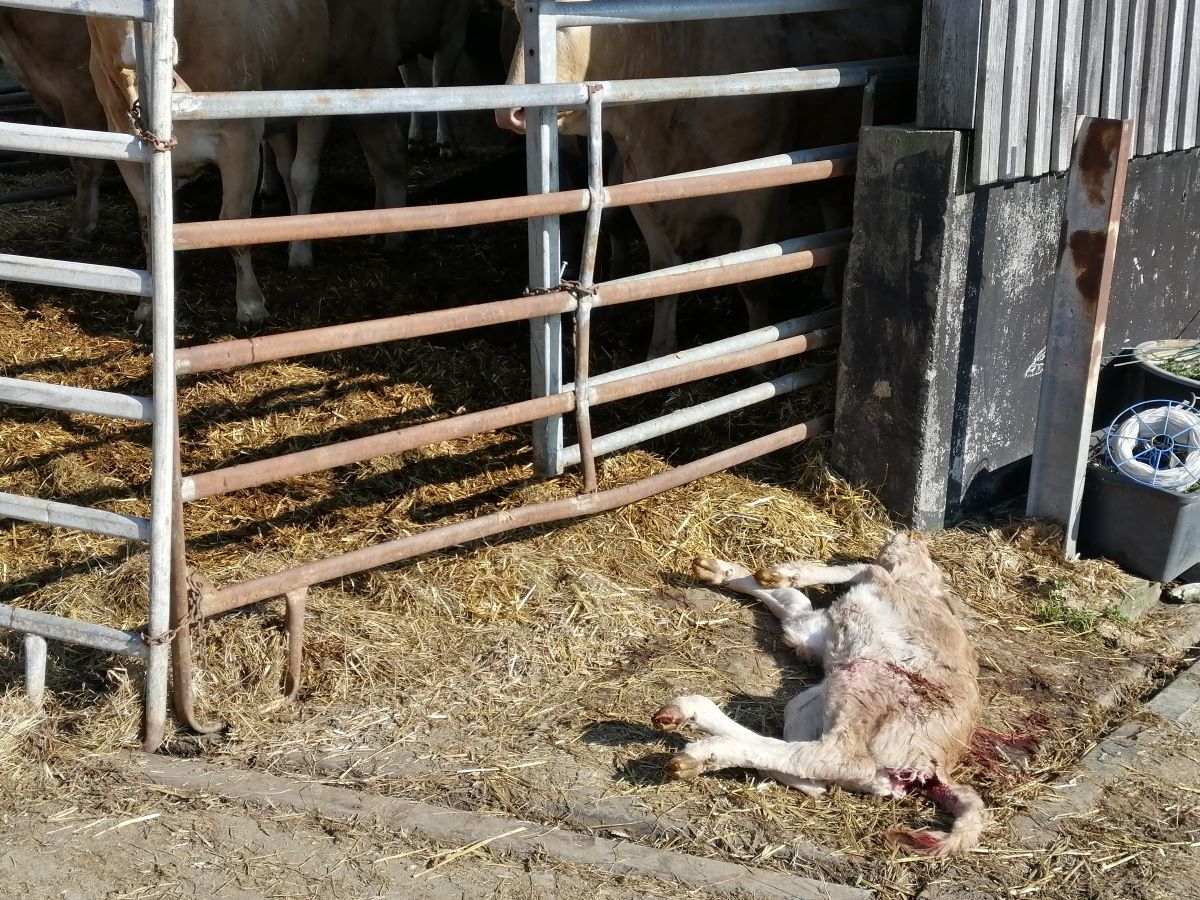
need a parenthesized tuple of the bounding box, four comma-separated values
(431, 30, 466, 159)
(351, 114, 408, 253)
(630, 204, 681, 359)
(265, 131, 298, 213)
(111, 158, 155, 323)
(65, 156, 104, 248)
(216, 121, 268, 324)
(279, 117, 329, 270)
(653, 693, 827, 796)
(400, 60, 431, 150)
(692, 556, 830, 661)
(258, 140, 288, 211)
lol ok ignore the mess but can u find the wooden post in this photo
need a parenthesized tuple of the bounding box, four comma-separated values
(1026, 117, 1132, 558)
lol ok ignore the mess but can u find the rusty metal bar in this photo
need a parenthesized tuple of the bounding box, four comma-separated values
(1027, 117, 1132, 558)
(199, 413, 832, 617)
(574, 291, 598, 492)
(181, 324, 837, 503)
(177, 242, 845, 376)
(573, 89, 606, 492)
(170, 433, 223, 735)
(282, 589, 306, 702)
(171, 153, 853, 252)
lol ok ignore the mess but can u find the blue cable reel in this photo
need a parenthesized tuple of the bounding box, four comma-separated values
(1105, 399, 1200, 491)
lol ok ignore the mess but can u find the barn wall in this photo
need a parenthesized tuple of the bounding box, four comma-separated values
(834, 125, 1200, 528)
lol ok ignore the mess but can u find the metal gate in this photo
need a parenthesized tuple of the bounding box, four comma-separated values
(0, 0, 914, 748)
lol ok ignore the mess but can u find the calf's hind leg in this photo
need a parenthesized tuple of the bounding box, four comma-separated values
(653, 691, 827, 796)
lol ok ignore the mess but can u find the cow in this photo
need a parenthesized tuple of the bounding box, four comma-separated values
(497, 6, 916, 359)
(656, 533, 984, 856)
(86, 0, 407, 325)
(0, 10, 107, 247)
(397, 0, 498, 159)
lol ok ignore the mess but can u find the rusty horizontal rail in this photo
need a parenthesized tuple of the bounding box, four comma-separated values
(176, 238, 847, 375)
(199, 413, 832, 616)
(171, 152, 854, 252)
(181, 325, 838, 502)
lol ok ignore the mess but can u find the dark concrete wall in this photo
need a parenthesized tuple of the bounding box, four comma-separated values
(835, 127, 1200, 528)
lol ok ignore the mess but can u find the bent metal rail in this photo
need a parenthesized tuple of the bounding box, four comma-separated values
(0, 0, 916, 749)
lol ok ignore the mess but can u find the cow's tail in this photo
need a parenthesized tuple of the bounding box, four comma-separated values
(887, 776, 985, 856)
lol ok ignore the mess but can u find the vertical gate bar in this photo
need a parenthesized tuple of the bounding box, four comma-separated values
(170, 433, 223, 734)
(573, 292, 598, 492)
(23, 634, 47, 705)
(143, 0, 176, 752)
(526, 0, 564, 476)
(1026, 117, 1132, 559)
(282, 588, 307, 702)
(572, 90, 605, 493)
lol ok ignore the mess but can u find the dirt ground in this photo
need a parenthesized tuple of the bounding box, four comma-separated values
(2, 112, 1199, 898)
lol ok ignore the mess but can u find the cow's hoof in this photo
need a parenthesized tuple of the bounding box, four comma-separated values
(754, 566, 790, 590)
(651, 705, 686, 731)
(236, 304, 268, 326)
(664, 753, 703, 781)
(692, 556, 735, 585)
(437, 142, 459, 161)
(288, 244, 314, 270)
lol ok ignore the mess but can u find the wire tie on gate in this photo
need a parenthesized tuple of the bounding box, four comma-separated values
(522, 280, 599, 301)
(145, 571, 209, 646)
(128, 99, 178, 153)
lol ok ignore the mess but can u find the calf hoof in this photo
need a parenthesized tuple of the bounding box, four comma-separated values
(754, 566, 790, 590)
(692, 556, 736, 585)
(664, 753, 704, 781)
(651, 705, 686, 731)
(437, 142, 459, 161)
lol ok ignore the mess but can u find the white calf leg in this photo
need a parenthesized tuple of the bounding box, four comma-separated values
(756, 561, 882, 591)
(667, 733, 877, 790)
(653, 692, 828, 796)
(693, 557, 831, 662)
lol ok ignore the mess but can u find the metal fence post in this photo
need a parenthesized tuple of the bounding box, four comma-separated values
(143, 0, 178, 751)
(525, 0, 564, 476)
(1026, 117, 1132, 558)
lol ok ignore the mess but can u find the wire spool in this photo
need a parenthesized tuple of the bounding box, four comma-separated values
(1105, 400, 1200, 491)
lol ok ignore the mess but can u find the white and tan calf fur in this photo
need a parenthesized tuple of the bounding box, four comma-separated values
(654, 533, 984, 855)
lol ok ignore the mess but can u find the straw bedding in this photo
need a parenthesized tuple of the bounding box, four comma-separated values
(1, 132, 1195, 898)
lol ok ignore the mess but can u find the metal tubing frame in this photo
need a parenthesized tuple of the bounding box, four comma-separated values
(0, 120, 151, 163)
(542, 0, 896, 27)
(0, 377, 154, 422)
(0, 604, 149, 657)
(180, 323, 839, 503)
(142, 0, 177, 751)
(0, 491, 151, 541)
(170, 148, 853, 251)
(561, 364, 836, 467)
(23, 634, 47, 705)
(0, 0, 150, 20)
(199, 414, 833, 617)
(525, 0, 564, 477)
(173, 233, 847, 376)
(170, 58, 914, 121)
(0, 253, 152, 297)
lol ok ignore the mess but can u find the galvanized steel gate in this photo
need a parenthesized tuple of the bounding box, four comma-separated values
(0, 0, 913, 748)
